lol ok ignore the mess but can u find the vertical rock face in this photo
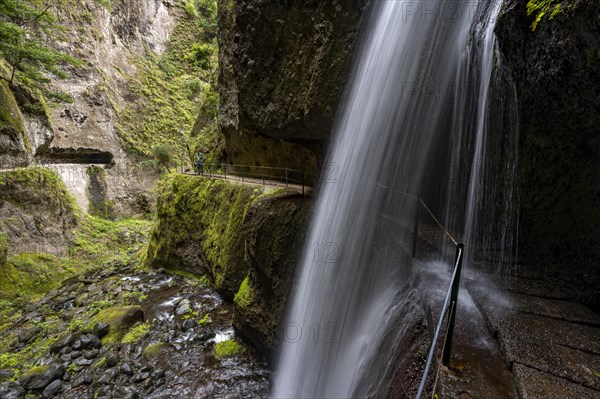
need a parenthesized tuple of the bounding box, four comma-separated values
(0, 81, 27, 166)
(495, 1, 600, 274)
(218, 0, 369, 174)
(0, 0, 185, 216)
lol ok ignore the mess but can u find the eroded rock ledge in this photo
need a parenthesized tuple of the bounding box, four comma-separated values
(218, 0, 369, 174)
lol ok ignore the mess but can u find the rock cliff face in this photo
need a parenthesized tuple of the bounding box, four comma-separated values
(218, 0, 369, 175)
(145, 175, 311, 357)
(496, 0, 600, 270)
(0, 0, 201, 216)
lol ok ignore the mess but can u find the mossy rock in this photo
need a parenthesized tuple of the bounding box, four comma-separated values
(144, 175, 259, 297)
(121, 322, 150, 344)
(0, 80, 26, 156)
(233, 276, 253, 310)
(213, 339, 244, 359)
(91, 305, 144, 344)
(19, 364, 63, 390)
(143, 342, 167, 360)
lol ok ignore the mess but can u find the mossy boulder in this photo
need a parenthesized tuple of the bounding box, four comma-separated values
(213, 339, 245, 359)
(18, 364, 64, 390)
(91, 305, 144, 344)
(121, 322, 150, 344)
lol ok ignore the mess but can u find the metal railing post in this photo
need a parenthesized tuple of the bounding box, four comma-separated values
(442, 242, 464, 367)
(285, 168, 288, 187)
(224, 164, 227, 180)
(302, 170, 305, 196)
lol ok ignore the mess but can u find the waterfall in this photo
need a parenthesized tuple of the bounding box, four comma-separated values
(272, 1, 516, 397)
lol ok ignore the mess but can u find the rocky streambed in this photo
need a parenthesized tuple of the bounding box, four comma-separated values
(0, 266, 269, 398)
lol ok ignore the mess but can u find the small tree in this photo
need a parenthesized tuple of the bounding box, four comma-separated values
(0, 1, 82, 87)
(153, 144, 175, 174)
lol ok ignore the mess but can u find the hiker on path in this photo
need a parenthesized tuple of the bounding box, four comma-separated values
(194, 149, 204, 175)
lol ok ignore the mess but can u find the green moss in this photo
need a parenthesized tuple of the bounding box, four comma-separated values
(0, 332, 57, 371)
(113, 3, 222, 163)
(121, 322, 150, 344)
(70, 215, 152, 270)
(198, 313, 212, 325)
(91, 305, 144, 344)
(213, 339, 244, 359)
(93, 357, 107, 368)
(0, 232, 7, 267)
(0, 167, 79, 219)
(21, 365, 49, 377)
(145, 176, 260, 294)
(0, 80, 25, 143)
(0, 253, 77, 304)
(526, 0, 573, 30)
(165, 268, 211, 286)
(143, 342, 166, 360)
(123, 291, 148, 302)
(233, 276, 253, 309)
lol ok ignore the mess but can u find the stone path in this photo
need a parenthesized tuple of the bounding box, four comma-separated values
(467, 277, 600, 399)
(416, 257, 600, 399)
(182, 171, 313, 195)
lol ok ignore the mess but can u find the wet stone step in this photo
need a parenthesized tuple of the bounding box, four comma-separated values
(483, 306, 600, 391)
(469, 285, 600, 327)
(513, 363, 600, 399)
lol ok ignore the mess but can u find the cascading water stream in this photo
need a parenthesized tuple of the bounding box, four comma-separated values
(272, 1, 516, 398)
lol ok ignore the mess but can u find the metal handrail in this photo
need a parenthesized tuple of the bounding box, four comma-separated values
(415, 242, 465, 399)
(191, 162, 315, 196)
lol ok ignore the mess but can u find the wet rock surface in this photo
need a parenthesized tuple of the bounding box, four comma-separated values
(414, 260, 518, 399)
(218, 0, 369, 172)
(467, 269, 600, 398)
(0, 267, 269, 398)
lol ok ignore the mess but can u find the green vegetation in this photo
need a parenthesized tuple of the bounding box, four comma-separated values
(70, 214, 152, 271)
(213, 339, 245, 359)
(91, 305, 144, 344)
(0, 168, 150, 324)
(0, 232, 7, 267)
(121, 322, 150, 344)
(234, 276, 253, 309)
(0, 167, 79, 220)
(198, 313, 212, 325)
(0, 80, 25, 140)
(0, 253, 76, 303)
(93, 357, 107, 368)
(526, 0, 574, 30)
(165, 268, 212, 287)
(145, 175, 262, 293)
(115, 0, 224, 168)
(0, 0, 82, 87)
(153, 144, 176, 173)
(0, 325, 58, 371)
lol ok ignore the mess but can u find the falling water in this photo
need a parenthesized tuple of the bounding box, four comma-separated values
(273, 1, 516, 397)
